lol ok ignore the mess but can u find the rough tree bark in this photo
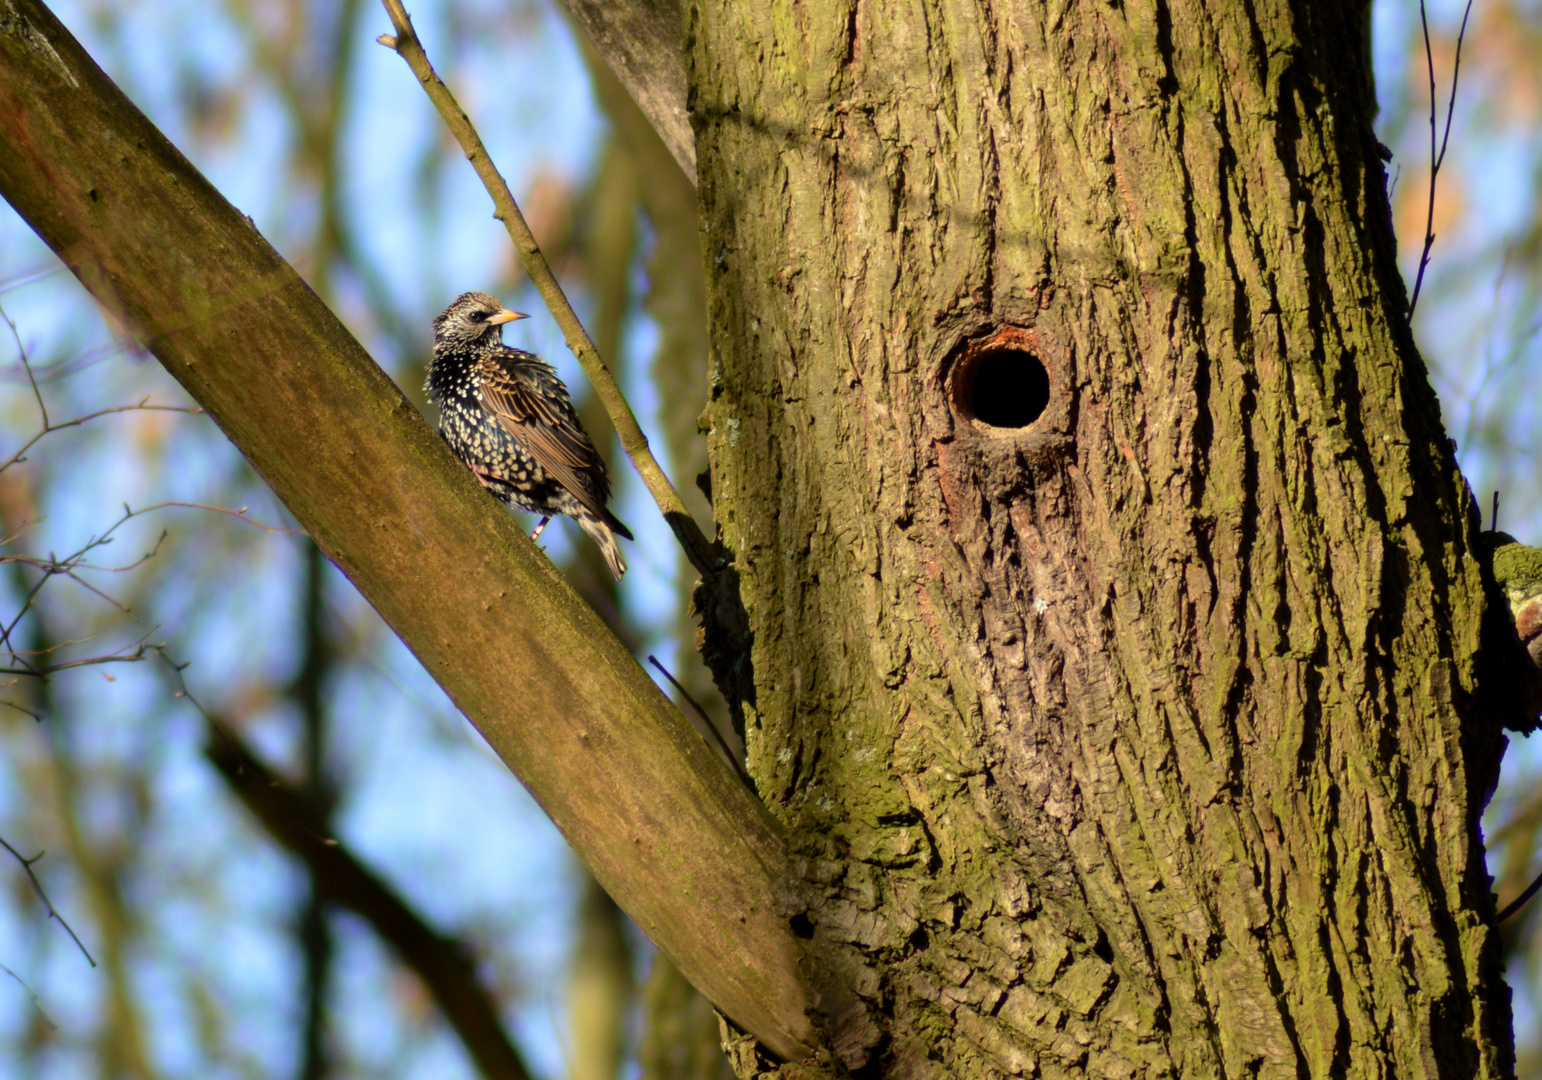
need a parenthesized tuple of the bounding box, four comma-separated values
(686, 0, 1524, 1077)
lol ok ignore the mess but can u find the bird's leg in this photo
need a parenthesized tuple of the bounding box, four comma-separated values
(529, 517, 551, 543)
(468, 464, 500, 491)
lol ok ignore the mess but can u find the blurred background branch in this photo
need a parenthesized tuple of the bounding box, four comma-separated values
(550, 0, 694, 183)
(205, 719, 535, 1080)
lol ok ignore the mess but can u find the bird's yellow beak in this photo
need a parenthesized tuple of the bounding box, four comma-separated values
(487, 308, 528, 326)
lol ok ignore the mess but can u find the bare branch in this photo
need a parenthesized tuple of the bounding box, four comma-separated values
(0, 833, 96, 967)
(0, 336, 145, 386)
(0, 400, 202, 477)
(161, 656, 535, 1080)
(0, 699, 44, 721)
(1498, 865, 1542, 923)
(111, 501, 300, 536)
(648, 653, 745, 782)
(375, 1, 716, 576)
(0, 261, 67, 295)
(1408, 0, 1474, 318)
(552, 0, 695, 184)
(0, 499, 291, 673)
(0, 960, 57, 1030)
(0, 298, 202, 476)
(1, 299, 49, 431)
(0, 639, 161, 678)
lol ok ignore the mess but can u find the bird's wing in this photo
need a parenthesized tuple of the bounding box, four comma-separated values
(475, 350, 612, 519)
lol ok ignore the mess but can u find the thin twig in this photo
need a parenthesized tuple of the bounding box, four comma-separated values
(375, 2, 716, 576)
(648, 653, 747, 782)
(0, 834, 96, 967)
(3, 300, 49, 430)
(0, 400, 203, 477)
(0, 336, 146, 386)
(0, 640, 162, 677)
(112, 501, 301, 536)
(0, 500, 296, 671)
(0, 299, 201, 475)
(1498, 864, 1542, 923)
(1408, 0, 1474, 318)
(5, 632, 133, 661)
(0, 960, 57, 1030)
(0, 699, 44, 721)
(0, 261, 66, 296)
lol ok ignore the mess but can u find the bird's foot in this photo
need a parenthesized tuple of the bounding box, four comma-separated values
(469, 465, 501, 491)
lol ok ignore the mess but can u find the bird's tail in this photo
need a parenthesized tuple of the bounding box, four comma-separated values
(578, 510, 629, 581)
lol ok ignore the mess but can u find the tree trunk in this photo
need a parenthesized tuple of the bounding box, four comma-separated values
(688, 1, 1518, 1077)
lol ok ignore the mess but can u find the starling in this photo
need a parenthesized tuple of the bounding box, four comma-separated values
(427, 291, 634, 580)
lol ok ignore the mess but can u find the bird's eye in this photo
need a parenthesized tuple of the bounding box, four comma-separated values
(469, 311, 485, 322)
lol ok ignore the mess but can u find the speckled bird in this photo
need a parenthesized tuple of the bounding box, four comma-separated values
(427, 291, 633, 580)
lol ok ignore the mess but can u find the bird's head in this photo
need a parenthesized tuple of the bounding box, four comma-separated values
(433, 291, 528, 351)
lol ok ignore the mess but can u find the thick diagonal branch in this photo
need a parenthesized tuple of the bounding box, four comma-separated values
(552, 0, 694, 184)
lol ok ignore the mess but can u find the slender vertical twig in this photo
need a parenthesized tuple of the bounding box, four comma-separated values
(1408, 0, 1474, 318)
(375, 1, 716, 575)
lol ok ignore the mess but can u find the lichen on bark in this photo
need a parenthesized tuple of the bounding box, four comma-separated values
(687, 0, 1521, 1077)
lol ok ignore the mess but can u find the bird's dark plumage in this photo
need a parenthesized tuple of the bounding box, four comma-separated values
(427, 291, 633, 579)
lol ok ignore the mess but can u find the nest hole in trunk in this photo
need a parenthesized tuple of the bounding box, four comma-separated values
(950, 344, 1050, 431)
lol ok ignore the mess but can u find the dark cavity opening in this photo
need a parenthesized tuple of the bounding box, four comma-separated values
(957, 347, 1050, 429)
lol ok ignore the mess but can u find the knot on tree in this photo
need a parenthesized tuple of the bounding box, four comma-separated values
(1482, 532, 1542, 720)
